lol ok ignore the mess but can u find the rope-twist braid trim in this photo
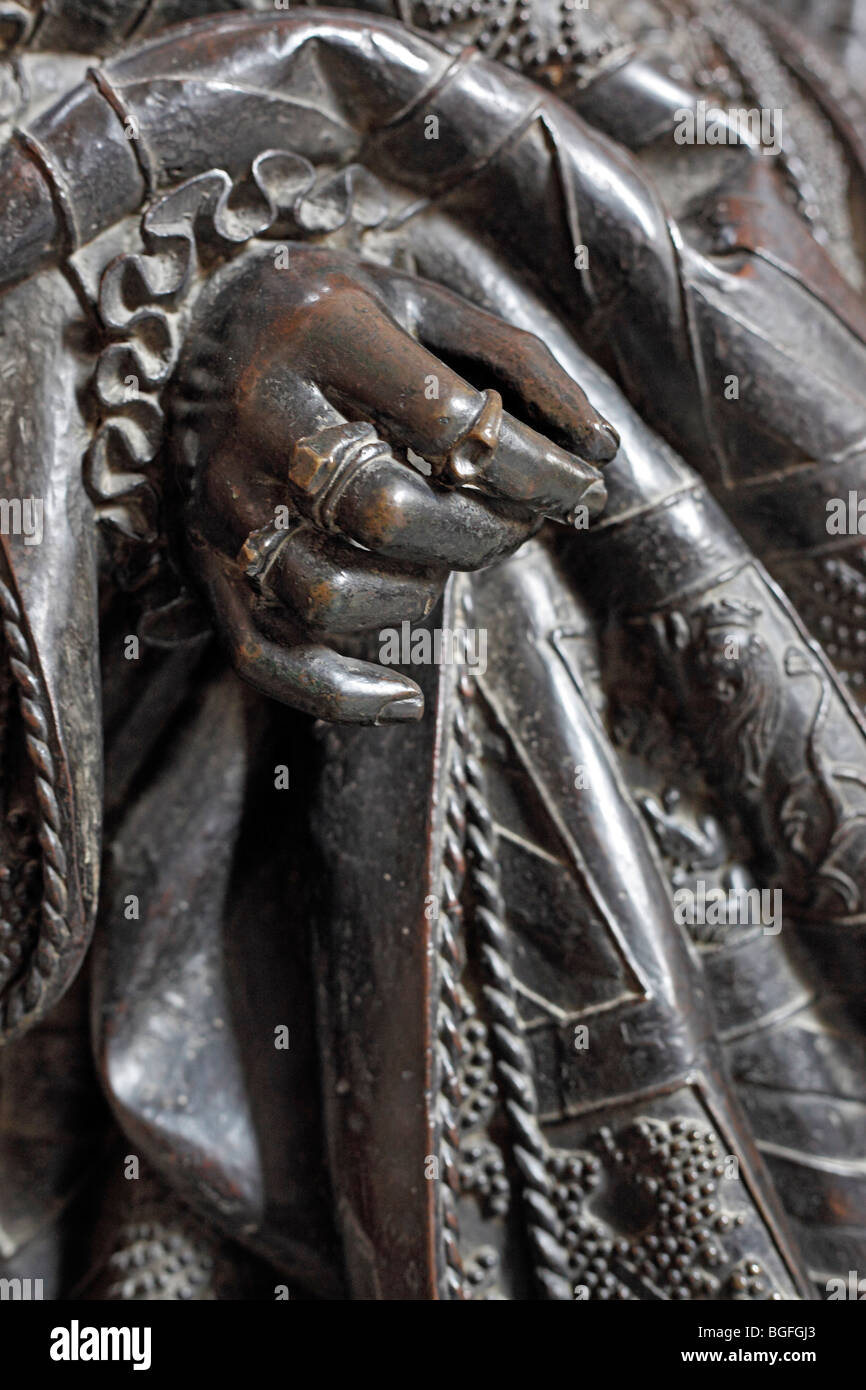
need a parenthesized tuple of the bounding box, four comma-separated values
(434, 671, 474, 1299)
(464, 715, 573, 1299)
(0, 574, 70, 1040)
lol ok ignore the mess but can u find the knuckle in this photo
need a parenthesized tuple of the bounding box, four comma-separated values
(516, 324, 548, 356)
(353, 474, 424, 550)
(298, 569, 355, 630)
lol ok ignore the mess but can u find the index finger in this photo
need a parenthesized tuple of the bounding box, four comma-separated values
(299, 282, 607, 524)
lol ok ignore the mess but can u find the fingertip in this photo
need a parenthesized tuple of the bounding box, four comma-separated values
(318, 654, 424, 725)
(564, 478, 607, 528)
(375, 687, 425, 724)
(582, 477, 608, 516)
(585, 418, 620, 465)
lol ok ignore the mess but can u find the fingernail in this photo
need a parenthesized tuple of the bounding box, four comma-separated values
(568, 478, 606, 525)
(375, 690, 425, 724)
(593, 421, 620, 462)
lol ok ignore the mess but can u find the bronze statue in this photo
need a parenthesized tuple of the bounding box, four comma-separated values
(0, 0, 865, 1301)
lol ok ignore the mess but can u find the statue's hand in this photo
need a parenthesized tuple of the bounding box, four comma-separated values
(174, 246, 618, 723)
